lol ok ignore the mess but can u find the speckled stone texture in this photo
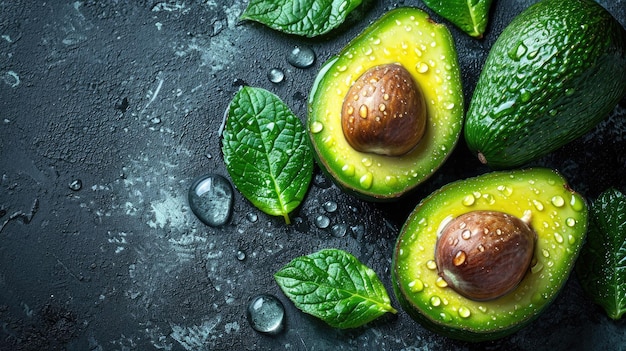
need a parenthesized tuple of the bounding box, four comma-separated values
(0, 1, 624, 350)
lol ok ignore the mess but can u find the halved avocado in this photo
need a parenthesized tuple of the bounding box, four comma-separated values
(392, 168, 588, 341)
(307, 8, 464, 200)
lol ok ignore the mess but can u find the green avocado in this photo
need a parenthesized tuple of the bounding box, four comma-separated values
(307, 8, 464, 200)
(392, 168, 588, 341)
(464, 0, 626, 169)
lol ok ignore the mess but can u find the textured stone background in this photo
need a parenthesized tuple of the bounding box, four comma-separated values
(0, 1, 624, 350)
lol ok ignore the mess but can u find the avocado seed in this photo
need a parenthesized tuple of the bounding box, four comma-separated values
(435, 210, 536, 301)
(341, 63, 427, 156)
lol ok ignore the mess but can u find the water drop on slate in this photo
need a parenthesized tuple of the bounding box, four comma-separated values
(287, 45, 315, 68)
(247, 294, 285, 335)
(188, 174, 233, 227)
(267, 68, 285, 83)
(69, 179, 82, 191)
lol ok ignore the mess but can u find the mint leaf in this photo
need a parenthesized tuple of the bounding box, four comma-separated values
(422, 0, 494, 38)
(274, 249, 397, 329)
(241, 0, 363, 37)
(222, 86, 313, 224)
(576, 188, 626, 320)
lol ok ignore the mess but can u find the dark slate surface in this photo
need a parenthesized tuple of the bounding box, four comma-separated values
(0, 1, 625, 350)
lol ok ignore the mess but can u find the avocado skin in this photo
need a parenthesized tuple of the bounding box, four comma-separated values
(464, 0, 626, 169)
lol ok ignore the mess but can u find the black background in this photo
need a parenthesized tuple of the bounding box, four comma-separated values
(1, 1, 625, 350)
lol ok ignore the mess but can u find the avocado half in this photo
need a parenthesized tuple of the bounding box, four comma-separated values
(307, 8, 464, 200)
(392, 168, 588, 341)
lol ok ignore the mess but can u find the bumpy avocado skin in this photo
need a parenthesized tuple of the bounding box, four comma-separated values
(307, 8, 464, 200)
(392, 168, 588, 341)
(464, 0, 626, 169)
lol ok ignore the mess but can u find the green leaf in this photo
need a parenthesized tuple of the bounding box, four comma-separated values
(222, 86, 313, 224)
(576, 188, 626, 320)
(422, 0, 494, 38)
(241, 0, 363, 37)
(274, 249, 397, 329)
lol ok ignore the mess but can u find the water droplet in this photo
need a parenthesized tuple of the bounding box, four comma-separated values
(267, 68, 285, 83)
(246, 212, 258, 223)
(314, 215, 330, 229)
(426, 260, 437, 270)
(361, 157, 373, 167)
(554, 232, 564, 243)
(478, 305, 488, 313)
(461, 230, 471, 240)
(453, 251, 467, 266)
(570, 196, 584, 212)
(331, 223, 348, 237)
(566, 217, 577, 227)
(359, 172, 373, 189)
(430, 296, 441, 307)
(69, 179, 82, 191)
(531, 261, 544, 273)
(310, 121, 323, 134)
(542, 249, 550, 258)
(533, 199, 544, 211)
(405, 279, 424, 294)
(462, 195, 475, 206)
(341, 164, 355, 176)
(247, 294, 285, 335)
(323, 201, 338, 213)
(482, 193, 496, 205)
(568, 233, 576, 244)
(416, 62, 429, 73)
(436, 277, 448, 288)
(237, 250, 247, 261)
(497, 185, 513, 197)
(458, 306, 471, 318)
(519, 89, 532, 103)
(188, 174, 234, 227)
(287, 45, 315, 68)
(384, 175, 398, 186)
(551, 195, 565, 208)
(508, 41, 527, 61)
(527, 50, 539, 60)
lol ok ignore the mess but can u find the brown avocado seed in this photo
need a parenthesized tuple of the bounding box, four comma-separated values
(341, 63, 427, 156)
(434, 210, 537, 301)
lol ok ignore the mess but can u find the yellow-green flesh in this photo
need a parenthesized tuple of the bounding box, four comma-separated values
(307, 8, 463, 199)
(393, 168, 588, 339)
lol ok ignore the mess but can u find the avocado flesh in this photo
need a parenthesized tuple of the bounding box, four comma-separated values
(307, 7, 464, 200)
(392, 168, 588, 341)
(464, 0, 626, 169)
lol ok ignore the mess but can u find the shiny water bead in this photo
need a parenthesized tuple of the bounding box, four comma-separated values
(287, 45, 315, 68)
(188, 174, 234, 227)
(314, 215, 331, 229)
(323, 200, 338, 213)
(69, 179, 82, 191)
(247, 294, 285, 335)
(267, 68, 285, 83)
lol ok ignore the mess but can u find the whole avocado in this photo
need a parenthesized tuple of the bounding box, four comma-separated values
(464, 0, 626, 169)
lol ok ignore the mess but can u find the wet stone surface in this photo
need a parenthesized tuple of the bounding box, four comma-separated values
(0, 1, 624, 351)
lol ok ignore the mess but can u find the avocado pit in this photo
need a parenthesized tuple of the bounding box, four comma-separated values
(341, 63, 427, 156)
(435, 210, 537, 301)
